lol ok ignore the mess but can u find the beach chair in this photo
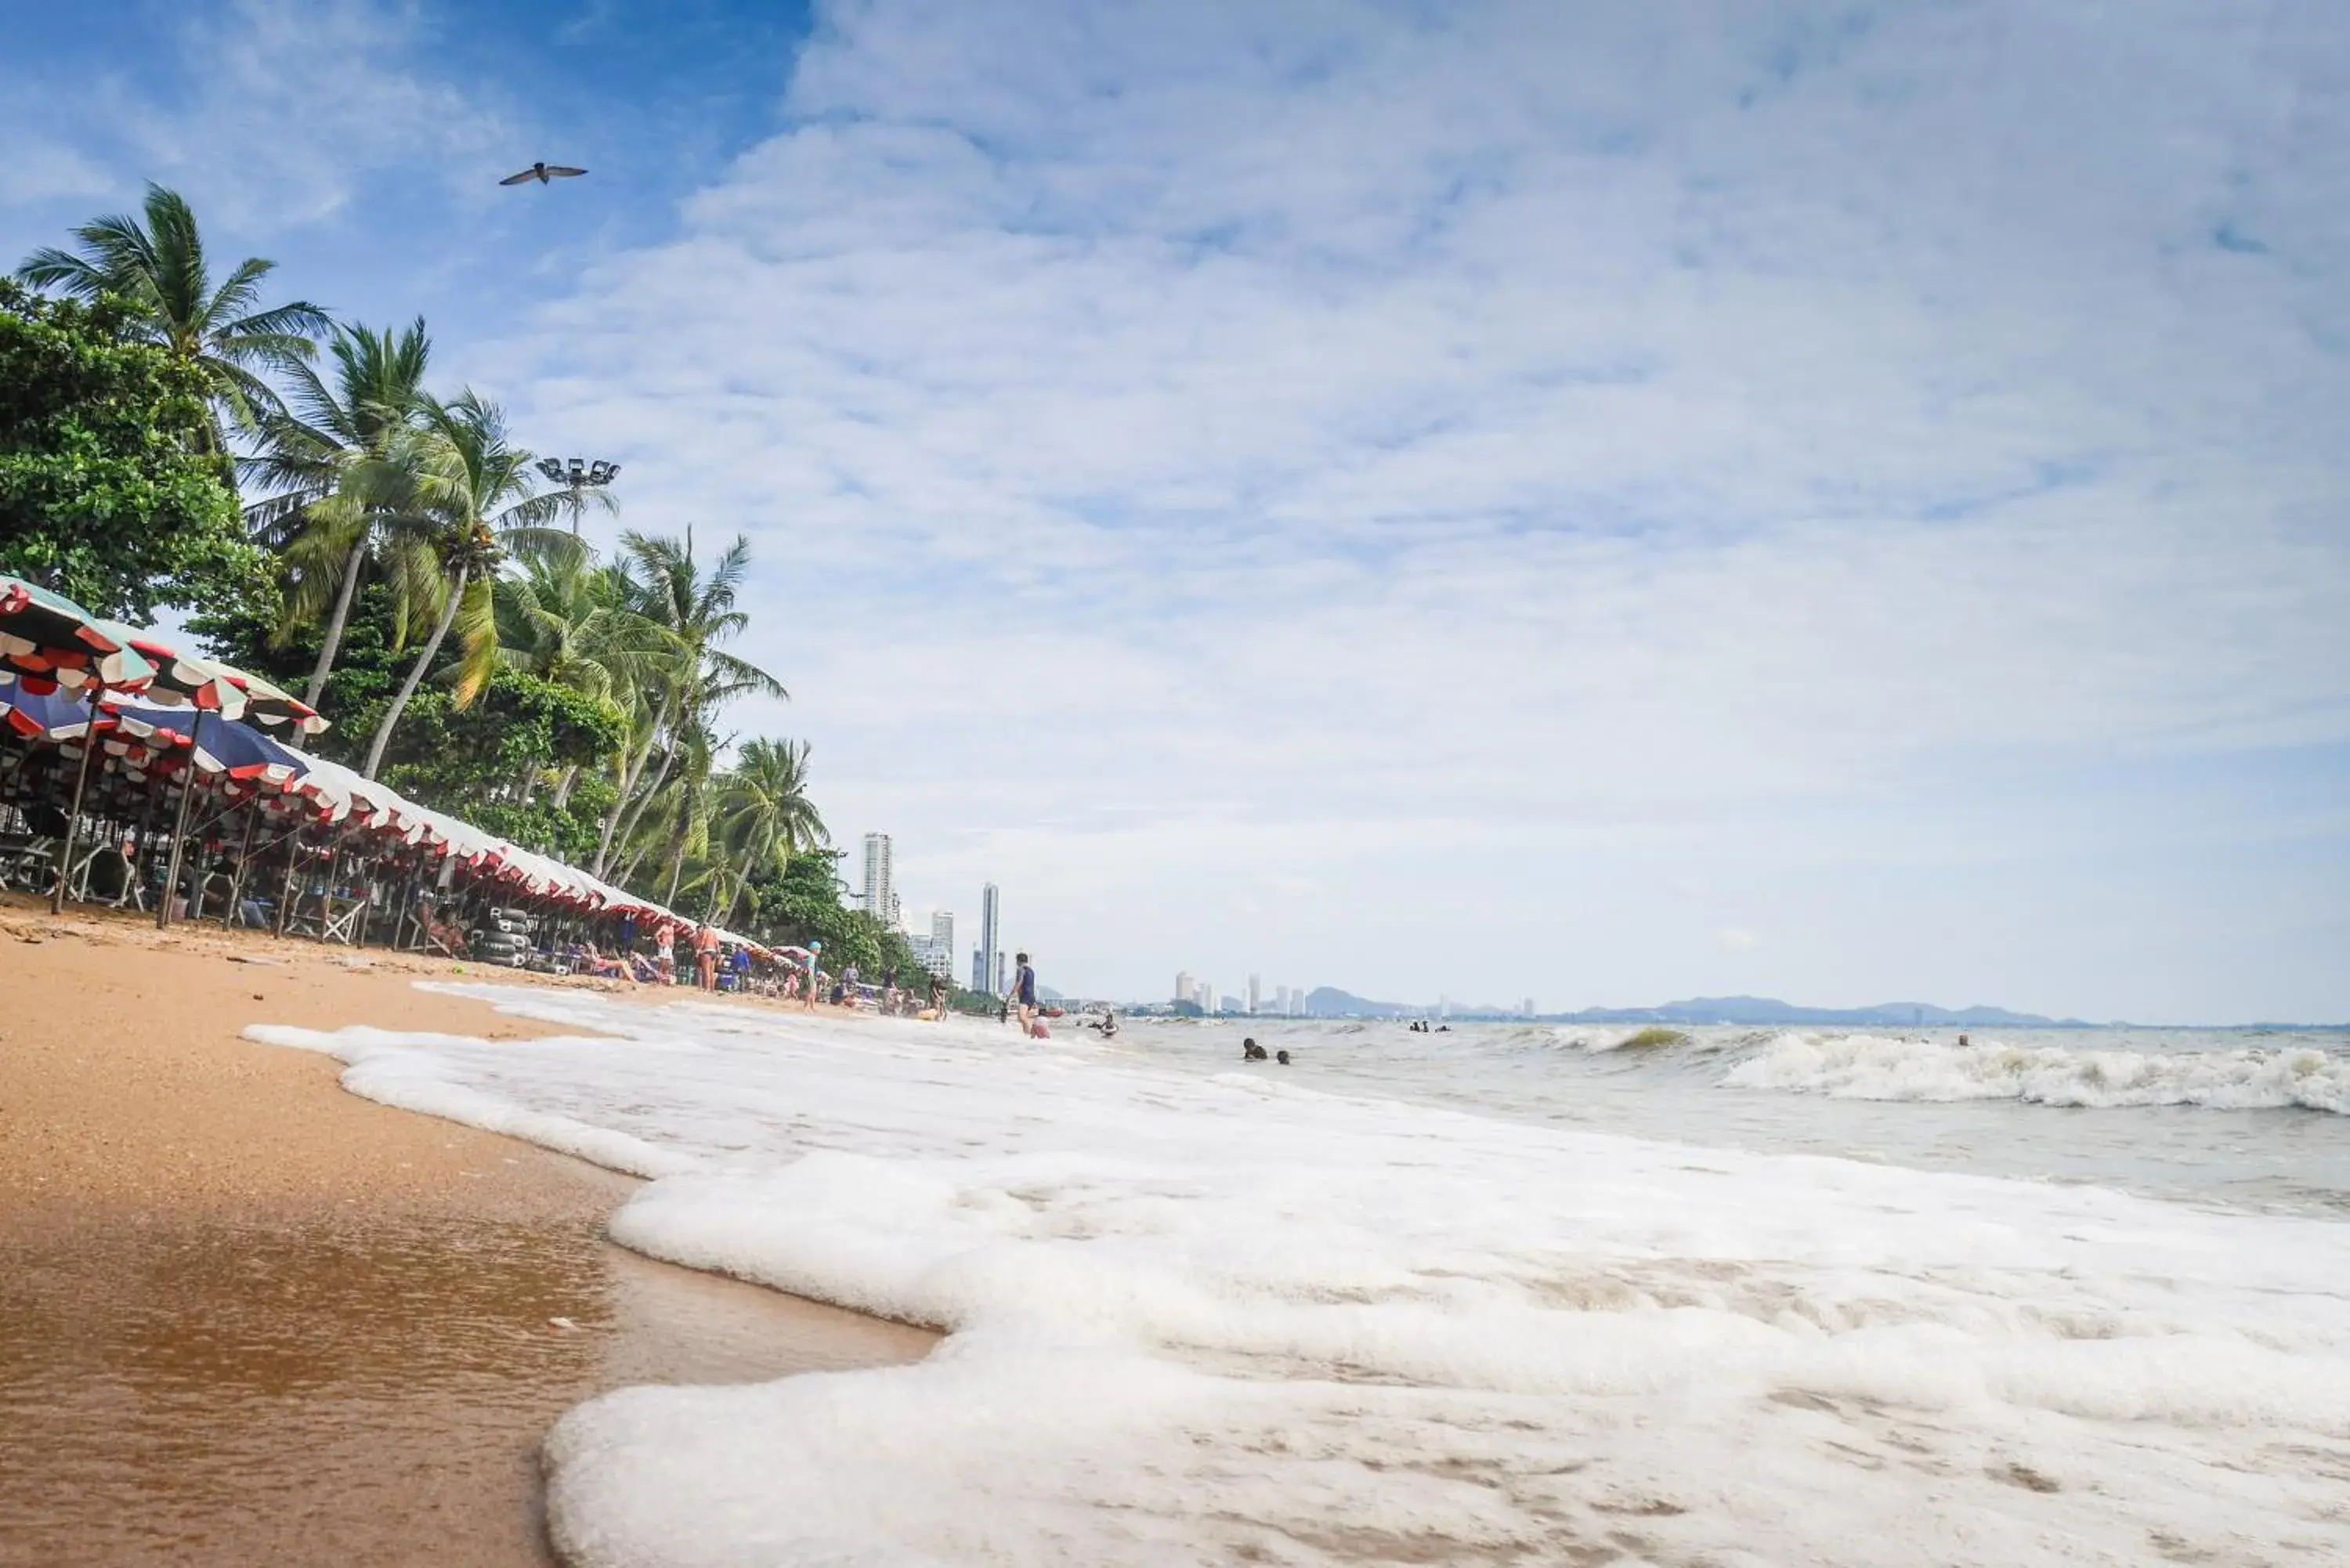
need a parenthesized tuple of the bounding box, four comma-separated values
(80, 847, 143, 910)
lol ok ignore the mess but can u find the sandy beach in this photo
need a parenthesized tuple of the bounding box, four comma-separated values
(0, 895, 935, 1568)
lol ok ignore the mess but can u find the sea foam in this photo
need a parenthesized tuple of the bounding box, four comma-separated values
(1723, 1030, 2350, 1113)
(250, 991, 2350, 1567)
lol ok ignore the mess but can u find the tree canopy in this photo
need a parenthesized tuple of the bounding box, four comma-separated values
(0, 279, 268, 623)
(7, 186, 905, 958)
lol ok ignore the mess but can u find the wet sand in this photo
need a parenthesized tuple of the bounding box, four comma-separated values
(0, 896, 936, 1567)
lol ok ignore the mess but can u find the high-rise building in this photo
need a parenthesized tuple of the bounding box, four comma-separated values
(1175, 970, 1195, 1006)
(977, 883, 1000, 995)
(1246, 974, 1260, 1014)
(1198, 978, 1215, 1014)
(860, 833, 897, 927)
(906, 909, 957, 979)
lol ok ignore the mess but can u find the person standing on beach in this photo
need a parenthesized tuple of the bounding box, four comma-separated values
(1004, 951, 1039, 1031)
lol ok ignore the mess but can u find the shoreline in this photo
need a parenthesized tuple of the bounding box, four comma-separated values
(0, 895, 935, 1567)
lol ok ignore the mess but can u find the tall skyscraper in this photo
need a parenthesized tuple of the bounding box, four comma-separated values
(1246, 974, 1260, 1014)
(931, 910, 955, 963)
(977, 883, 1000, 995)
(1175, 970, 1195, 1006)
(861, 833, 897, 927)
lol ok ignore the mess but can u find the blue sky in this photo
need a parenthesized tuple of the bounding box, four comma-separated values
(6, 0, 2347, 1021)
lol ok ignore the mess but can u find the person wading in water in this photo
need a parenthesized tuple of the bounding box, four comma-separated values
(1005, 951, 1040, 1033)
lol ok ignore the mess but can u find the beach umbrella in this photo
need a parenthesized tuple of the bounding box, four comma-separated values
(110, 634, 252, 928)
(0, 583, 164, 912)
(118, 632, 248, 720)
(0, 578, 157, 693)
(0, 674, 107, 743)
(101, 700, 309, 783)
(212, 661, 327, 738)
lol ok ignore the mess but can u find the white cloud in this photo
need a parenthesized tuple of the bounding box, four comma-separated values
(487, 0, 2350, 1015)
(1718, 928, 1761, 952)
(1, 0, 512, 234)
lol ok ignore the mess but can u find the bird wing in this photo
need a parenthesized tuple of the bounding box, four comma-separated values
(544, 166, 588, 178)
(499, 168, 539, 186)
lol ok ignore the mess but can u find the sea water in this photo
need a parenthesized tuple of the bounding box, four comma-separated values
(1121, 1019, 2350, 1219)
(248, 995, 2350, 1568)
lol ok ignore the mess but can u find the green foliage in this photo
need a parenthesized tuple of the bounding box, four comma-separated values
(13, 190, 830, 919)
(734, 849, 928, 983)
(0, 280, 266, 622)
(15, 182, 327, 443)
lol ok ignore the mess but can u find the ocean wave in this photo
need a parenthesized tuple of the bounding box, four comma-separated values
(1722, 1032, 2350, 1114)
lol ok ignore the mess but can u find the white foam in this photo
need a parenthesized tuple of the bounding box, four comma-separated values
(251, 992, 2350, 1566)
(1723, 1030, 2350, 1113)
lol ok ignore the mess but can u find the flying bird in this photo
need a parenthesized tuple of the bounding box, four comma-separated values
(501, 162, 588, 186)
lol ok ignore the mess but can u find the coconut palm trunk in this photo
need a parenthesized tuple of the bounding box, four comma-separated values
(362, 563, 467, 779)
(302, 537, 369, 710)
(594, 696, 677, 876)
(613, 739, 683, 860)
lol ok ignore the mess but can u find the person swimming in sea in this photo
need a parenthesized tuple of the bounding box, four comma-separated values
(1275, 1049, 1290, 1065)
(1242, 1038, 1268, 1061)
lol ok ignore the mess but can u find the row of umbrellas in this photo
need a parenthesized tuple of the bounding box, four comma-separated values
(1, 572, 763, 952)
(0, 575, 327, 733)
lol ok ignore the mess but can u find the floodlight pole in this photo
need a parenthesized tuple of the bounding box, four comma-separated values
(535, 457, 620, 533)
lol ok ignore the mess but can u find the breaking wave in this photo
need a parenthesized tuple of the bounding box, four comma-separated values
(1722, 1032, 2350, 1115)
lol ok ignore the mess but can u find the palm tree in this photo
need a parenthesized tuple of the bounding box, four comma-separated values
(709, 738, 826, 922)
(496, 553, 673, 706)
(590, 530, 786, 876)
(357, 393, 588, 779)
(495, 554, 669, 805)
(243, 319, 434, 707)
(15, 183, 328, 445)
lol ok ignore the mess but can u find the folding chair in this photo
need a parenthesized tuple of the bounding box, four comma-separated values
(318, 892, 367, 945)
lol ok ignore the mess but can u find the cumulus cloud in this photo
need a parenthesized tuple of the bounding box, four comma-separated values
(0, 0, 512, 231)
(472, 0, 2350, 1014)
(1, 0, 2311, 1013)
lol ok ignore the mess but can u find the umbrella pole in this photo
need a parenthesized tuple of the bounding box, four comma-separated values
(157, 711, 208, 931)
(221, 793, 262, 927)
(274, 825, 302, 938)
(356, 849, 378, 948)
(392, 863, 418, 951)
(48, 725, 97, 915)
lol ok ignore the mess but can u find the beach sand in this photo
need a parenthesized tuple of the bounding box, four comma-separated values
(0, 895, 936, 1567)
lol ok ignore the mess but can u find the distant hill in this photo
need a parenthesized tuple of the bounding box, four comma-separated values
(1303, 986, 1412, 1018)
